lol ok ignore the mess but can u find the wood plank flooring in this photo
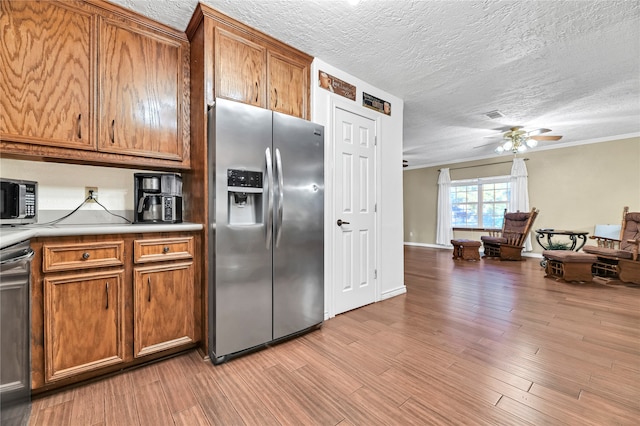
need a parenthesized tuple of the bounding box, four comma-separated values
(29, 246, 640, 425)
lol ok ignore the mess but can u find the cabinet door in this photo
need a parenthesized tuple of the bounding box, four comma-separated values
(0, 1, 93, 149)
(133, 262, 195, 357)
(44, 270, 125, 383)
(98, 18, 183, 161)
(215, 27, 266, 108)
(268, 52, 309, 119)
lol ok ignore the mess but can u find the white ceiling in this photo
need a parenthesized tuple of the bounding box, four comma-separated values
(110, 0, 640, 168)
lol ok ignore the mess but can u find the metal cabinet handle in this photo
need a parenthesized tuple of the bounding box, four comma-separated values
(77, 114, 82, 139)
(147, 276, 151, 302)
(255, 82, 259, 103)
(274, 88, 278, 108)
(82, 252, 90, 260)
(105, 282, 109, 310)
(337, 219, 350, 226)
(162, 246, 170, 254)
(110, 119, 115, 143)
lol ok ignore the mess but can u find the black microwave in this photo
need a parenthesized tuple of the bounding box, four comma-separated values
(0, 178, 37, 225)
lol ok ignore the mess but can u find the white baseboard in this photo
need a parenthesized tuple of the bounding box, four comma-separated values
(404, 242, 453, 250)
(380, 285, 406, 300)
(404, 241, 543, 258)
(522, 251, 543, 258)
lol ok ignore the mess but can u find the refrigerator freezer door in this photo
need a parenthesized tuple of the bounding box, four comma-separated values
(209, 98, 274, 359)
(272, 112, 324, 340)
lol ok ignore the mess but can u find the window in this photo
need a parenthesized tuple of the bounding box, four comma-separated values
(450, 176, 510, 228)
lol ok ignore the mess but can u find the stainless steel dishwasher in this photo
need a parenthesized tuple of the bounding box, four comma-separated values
(1, 239, 33, 426)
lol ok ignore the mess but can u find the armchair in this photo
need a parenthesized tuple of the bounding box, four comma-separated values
(583, 207, 640, 283)
(481, 208, 539, 261)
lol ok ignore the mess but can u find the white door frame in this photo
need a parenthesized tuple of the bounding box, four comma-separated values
(325, 97, 382, 319)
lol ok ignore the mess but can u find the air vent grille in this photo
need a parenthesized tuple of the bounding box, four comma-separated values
(484, 110, 505, 119)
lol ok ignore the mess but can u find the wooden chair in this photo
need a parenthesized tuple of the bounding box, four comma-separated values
(583, 207, 640, 283)
(481, 208, 539, 261)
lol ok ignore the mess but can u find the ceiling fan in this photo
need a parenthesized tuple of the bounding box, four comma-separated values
(475, 126, 562, 154)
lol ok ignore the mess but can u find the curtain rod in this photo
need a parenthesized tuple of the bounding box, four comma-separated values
(438, 158, 528, 172)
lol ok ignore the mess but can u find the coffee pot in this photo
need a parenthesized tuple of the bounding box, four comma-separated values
(138, 195, 162, 222)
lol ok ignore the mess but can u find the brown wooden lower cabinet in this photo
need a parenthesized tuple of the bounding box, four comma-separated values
(31, 232, 201, 393)
(44, 270, 126, 383)
(133, 262, 195, 358)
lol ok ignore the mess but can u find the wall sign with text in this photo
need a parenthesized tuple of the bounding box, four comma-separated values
(318, 70, 356, 101)
(363, 92, 391, 116)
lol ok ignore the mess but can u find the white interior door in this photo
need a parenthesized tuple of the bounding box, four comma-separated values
(333, 107, 376, 315)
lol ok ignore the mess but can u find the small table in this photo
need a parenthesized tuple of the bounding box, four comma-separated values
(535, 229, 589, 251)
(536, 229, 589, 267)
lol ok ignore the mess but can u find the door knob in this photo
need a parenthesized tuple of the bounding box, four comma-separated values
(337, 219, 350, 226)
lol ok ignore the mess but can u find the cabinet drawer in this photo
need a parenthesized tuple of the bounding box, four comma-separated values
(133, 237, 194, 264)
(43, 241, 125, 272)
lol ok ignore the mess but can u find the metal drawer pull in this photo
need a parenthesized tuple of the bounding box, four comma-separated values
(147, 276, 151, 302)
(110, 119, 115, 143)
(105, 282, 109, 310)
(82, 252, 90, 260)
(162, 246, 170, 254)
(77, 114, 82, 139)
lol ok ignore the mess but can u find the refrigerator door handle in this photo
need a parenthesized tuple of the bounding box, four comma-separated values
(265, 147, 274, 249)
(275, 148, 284, 247)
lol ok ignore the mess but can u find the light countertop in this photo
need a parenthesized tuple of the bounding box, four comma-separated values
(0, 222, 203, 249)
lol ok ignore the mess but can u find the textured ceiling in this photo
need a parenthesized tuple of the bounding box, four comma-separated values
(109, 0, 640, 168)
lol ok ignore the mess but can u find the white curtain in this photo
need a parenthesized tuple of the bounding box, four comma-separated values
(509, 158, 532, 251)
(436, 168, 453, 245)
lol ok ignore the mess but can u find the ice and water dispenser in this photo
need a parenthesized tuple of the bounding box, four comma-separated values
(227, 169, 263, 225)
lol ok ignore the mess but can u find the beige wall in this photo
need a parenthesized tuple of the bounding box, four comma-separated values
(403, 137, 640, 254)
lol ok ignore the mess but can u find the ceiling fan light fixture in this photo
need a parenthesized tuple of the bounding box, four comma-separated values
(492, 126, 561, 155)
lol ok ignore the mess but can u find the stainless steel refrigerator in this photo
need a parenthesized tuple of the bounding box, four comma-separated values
(207, 98, 324, 363)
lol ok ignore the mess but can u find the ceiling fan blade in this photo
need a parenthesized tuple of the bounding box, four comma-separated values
(483, 132, 506, 139)
(526, 128, 552, 136)
(473, 141, 498, 149)
(483, 125, 521, 138)
(530, 135, 562, 141)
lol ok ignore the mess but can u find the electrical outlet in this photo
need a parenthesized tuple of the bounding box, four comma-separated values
(85, 187, 98, 202)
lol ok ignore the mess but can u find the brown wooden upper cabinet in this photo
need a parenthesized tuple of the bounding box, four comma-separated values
(98, 18, 184, 161)
(0, 0, 190, 169)
(0, 1, 94, 150)
(187, 3, 312, 120)
(215, 27, 267, 108)
(268, 51, 309, 119)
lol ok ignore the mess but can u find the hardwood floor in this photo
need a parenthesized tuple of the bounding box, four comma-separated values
(29, 246, 640, 425)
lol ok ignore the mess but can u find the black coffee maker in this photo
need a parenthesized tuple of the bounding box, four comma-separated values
(134, 173, 183, 223)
